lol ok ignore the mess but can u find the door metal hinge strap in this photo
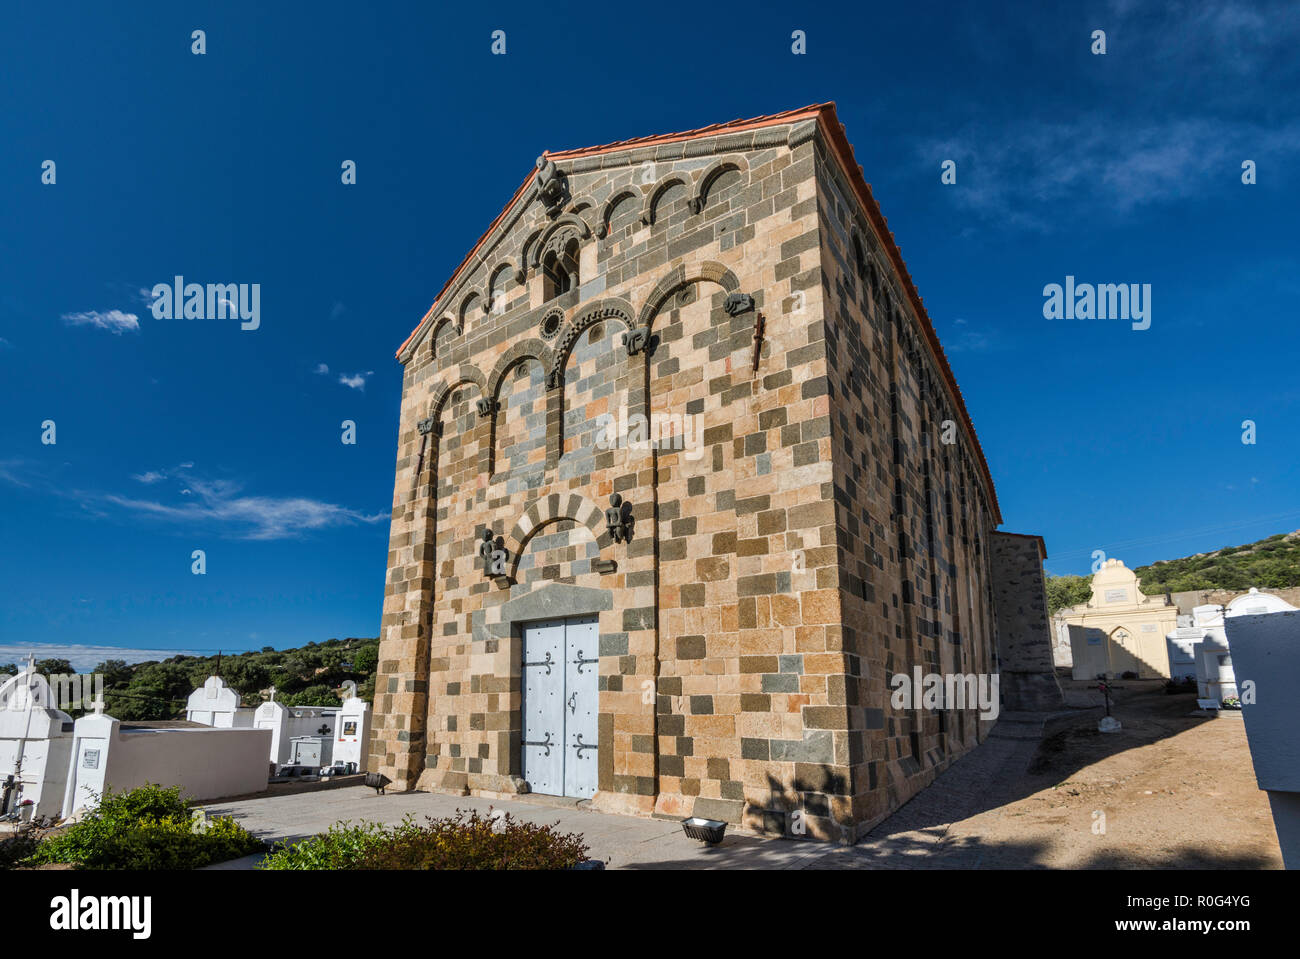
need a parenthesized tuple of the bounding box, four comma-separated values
(522, 732, 554, 756)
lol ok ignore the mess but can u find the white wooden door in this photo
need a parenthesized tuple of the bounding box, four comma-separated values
(563, 617, 599, 799)
(522, 619, 565, 797)
(522, 616, 598, 798)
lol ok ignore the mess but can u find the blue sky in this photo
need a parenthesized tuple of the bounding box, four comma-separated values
(2, 1, 1297, 662)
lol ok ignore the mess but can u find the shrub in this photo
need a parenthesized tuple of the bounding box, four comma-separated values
(260, 818, 420, 870)
(357, 809, 590, 870)
(21, 783, 264, 870)
(260, 809, 591, 870)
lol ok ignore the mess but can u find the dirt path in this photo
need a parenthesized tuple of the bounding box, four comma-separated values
(817, 680, 1282, 869)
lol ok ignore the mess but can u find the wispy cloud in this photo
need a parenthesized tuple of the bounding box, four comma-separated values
(102, 469, 385, 540)
(0, 337, 12, 350)
(314, 363, 330, 375)
(922, 116, 1300, 232)
(1, 461, 384, 541)
(61, 309, 140, 334)
(339, 371, 374, 391)
(940, 318, 1008, 355)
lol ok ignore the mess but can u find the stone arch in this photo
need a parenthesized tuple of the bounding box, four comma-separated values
(516, 227, 544, 283)
(429, 315, 459, 361)
(503, 491, 612, 580)
(486, 339, 555, 404)
(598, 189, 641, 238)
(553, 298, 636, 463)
(549, 297, 636, 384)
(527, 214, 592, 270)
(427, 366, 487, 420)
(850, 226, 867, 277)
(691, 157, 748, 213)
(458, 291, 481, 330)
(485, 339, 554, 476)
(485, 263, 515, 315)
(635, 261, 741, 332)
(640, 175, 691, 226)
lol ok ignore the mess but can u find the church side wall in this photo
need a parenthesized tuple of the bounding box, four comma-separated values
(812, 141, 1002, 834)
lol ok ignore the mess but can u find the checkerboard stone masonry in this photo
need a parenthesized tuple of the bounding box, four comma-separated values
(369, 105, 1054, 843)
(989, 533, 1066, 712)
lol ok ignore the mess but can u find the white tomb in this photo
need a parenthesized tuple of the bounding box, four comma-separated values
(1223, 608, 1300, 868)
(187, 678, 369, 771)
(185, 675, 255, 728)
(1166, 589, 1298, 704)
(0, 670, 76, 819)
(333, 688, 372, 773)
(63, 703, 271, 818)
(1165, 627, 1200, 682)
(252, 692, 340, 767)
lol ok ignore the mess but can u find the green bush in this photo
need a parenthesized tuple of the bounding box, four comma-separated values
(21, 783, 264, 870)
(260, 809, 591, 870)
(358, 809, 589, 870)
(260, 818, 419, 870)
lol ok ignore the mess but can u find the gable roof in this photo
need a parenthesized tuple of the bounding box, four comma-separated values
(397, 102, 1002, 523)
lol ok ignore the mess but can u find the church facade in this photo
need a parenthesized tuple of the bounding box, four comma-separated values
(369, 103, 1049, 842)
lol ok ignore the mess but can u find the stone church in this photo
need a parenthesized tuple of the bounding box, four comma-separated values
(369, 103, 1056, 842)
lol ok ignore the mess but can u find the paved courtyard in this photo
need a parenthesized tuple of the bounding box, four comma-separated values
(202, 786, 830, 869)
(203, 683, 1278, 869)
(201, 710, 1067, 869)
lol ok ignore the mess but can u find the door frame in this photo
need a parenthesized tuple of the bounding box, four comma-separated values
(520, 615, 600, 798)
(478, 583, 613, 788)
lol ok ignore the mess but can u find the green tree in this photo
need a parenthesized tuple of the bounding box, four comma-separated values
(281, 684, 338, 707)
(1045, 573, 1093, 614)
(352, 645, 379, 673)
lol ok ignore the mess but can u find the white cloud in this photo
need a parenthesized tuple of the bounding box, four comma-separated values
(921, 116, 1300, 232)
(0, 644, 208, 672)
(0, 460, 384, 541)
(339, 371, 374, 391)
(0, 337, 12, 349)
(314, 363, 330, 375)
(61, 309, 140, 334)
(103, 471, 385, 540)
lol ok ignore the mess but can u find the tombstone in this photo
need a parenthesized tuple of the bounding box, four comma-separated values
(1165, 626, 1201, 682)
(1223, 608, 1300, 868)
(1184, 591, 1297, 703)
(1062, 560, 1178, 679)
(185, 676, 255, 728)
(333, 685, 372, 773)
(253, 697, 341, 767)
(0, 670, 75, 818)
(288, 735, 331, 769)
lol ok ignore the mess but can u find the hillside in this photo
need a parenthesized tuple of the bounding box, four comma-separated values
(1133, 530, 1300, 594)
(1046, 530, 1300, 612)
(1, 637, 379, 722)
